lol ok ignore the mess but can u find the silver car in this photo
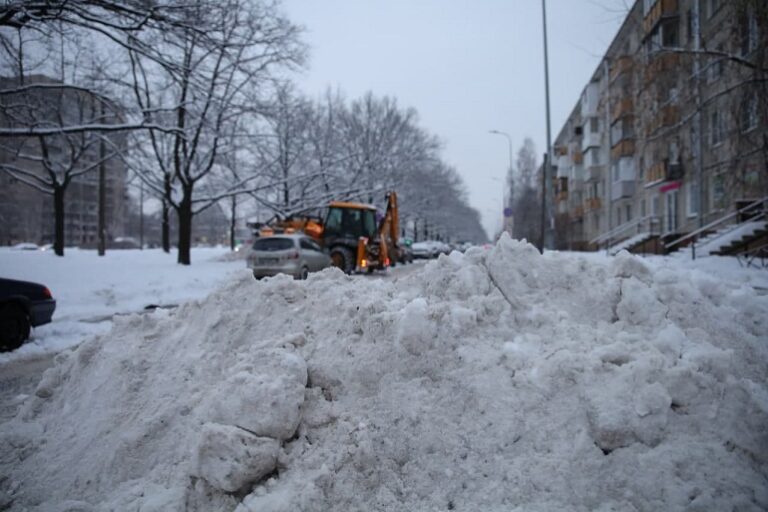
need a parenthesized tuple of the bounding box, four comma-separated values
(247, 234, 331, 280)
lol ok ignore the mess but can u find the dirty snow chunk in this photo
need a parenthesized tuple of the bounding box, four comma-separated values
(396, 298, 436, 355)
(587, 379, 671, 451)
(236, 471, 325, 512)
(486, 234, 543, 309)
(616, 277, 667, 326)
(209, 349, 307, 440)
(652, 323, 687, 361)
(609, 250, 652, 283)
(195, 423, 279, 493)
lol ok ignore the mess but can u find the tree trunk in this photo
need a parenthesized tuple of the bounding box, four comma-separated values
(177, 186, 193, 265)
(98, 103, 107, 256)
(229, 195, 237, 251)
(162, 200, 170, 253)
(97, 133, 106, 256)
(162, 172, 172, 253)
(53, 185, 65, 256)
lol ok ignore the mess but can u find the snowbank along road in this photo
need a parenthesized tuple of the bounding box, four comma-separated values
(0, 235, 766, 511)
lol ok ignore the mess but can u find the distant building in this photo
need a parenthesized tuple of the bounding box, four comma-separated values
(0, 75, 127, 246)
(551, 0, 766, 253)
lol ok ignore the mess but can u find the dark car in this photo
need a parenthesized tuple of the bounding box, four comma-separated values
(0, 278, 56, 352)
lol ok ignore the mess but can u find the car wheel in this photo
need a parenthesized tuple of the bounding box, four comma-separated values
(330, 246, 355, 274)
(0, 303, 30, 352)
(299, 266, 309, 280)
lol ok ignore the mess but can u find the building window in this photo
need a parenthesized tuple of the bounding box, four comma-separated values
(626, 204, 632, 223)
(665, 189, 679, 233)
(741, 93, 758, 132)
(707, 45, 724, 83)
(710, 110, 725, 145)
(704, 0, 722, 20)
(590, 117, 600, 133)
(686, 181, 699, 217)
(661, 19, 679, 47)
(711, 174, 725, 211)
(741, 7, 758, 56)
(652, 195, 660, 217)
(643, 0, 655, 16)
(587, 148, 601, 166)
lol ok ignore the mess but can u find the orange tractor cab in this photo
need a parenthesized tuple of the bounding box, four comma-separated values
(259, 192, 400, 274)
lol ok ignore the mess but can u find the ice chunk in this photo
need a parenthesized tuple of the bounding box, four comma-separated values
(194, 423, 279, 493)
(208, 349, 307, 440)
(616, 277, 667, 326)
(396, 298, 436, 355)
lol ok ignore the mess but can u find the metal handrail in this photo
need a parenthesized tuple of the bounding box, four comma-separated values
(591, 215, 659, 246)
(665, 196, 768, 251)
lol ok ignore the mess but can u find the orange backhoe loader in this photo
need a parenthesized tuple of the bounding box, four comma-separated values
(261, 192, 400, 274)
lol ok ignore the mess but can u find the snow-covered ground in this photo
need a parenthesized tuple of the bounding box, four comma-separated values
(1, 238, 766, 511)
(0, 247, 243, 361)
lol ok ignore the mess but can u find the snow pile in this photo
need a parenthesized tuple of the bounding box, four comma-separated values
(1, 234, 766, 511)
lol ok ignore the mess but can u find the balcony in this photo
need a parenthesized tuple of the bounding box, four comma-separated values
(581, 82, 600, 118)
(611, 179, 636, 200)
(645, 105, 680, 136)
(587, 165, 605, 182)
(555, 177, 568, 202)
(644, 159, 684, 186)
(585, 197, 602, 212)
(582, 132, 601, 151)
(611, 139, 635, 159)
(644, 53, 680, 84)
(643, 0, 679, 34)
(610, 56, 634, 83)
(571, 205, 585, 219)
(571, 164, 585, 182)
(612, 98, 633, 122)
(573, 151, 583, 165)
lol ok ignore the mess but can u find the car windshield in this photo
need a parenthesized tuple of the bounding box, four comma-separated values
(252, 238, 294, 251)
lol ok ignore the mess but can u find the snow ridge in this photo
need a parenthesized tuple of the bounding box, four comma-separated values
(1, 234, 766, 511)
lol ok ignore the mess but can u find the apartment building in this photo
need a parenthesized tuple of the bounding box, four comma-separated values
(0, 75, 127, 246)
(552, 0, 767, 253)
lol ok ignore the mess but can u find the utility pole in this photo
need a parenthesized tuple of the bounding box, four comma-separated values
(541, 0, 553, 253)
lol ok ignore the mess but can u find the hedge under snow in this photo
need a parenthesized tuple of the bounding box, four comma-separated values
(1, 235, 766, 511)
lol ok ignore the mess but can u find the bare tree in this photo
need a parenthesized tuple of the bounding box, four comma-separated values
(510, 138, 541, 245)
(127, 0, 305, 264)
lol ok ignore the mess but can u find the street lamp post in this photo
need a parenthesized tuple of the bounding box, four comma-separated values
(541, 0, 553, 253)
(489, 130, 514, 236)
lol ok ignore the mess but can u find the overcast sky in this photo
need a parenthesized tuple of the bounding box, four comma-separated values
(282, 0, 631, 239)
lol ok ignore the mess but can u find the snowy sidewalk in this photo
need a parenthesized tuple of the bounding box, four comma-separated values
(0, 247, 244, 362)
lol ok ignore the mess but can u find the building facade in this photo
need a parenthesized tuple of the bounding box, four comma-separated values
(0, 75, 127, 246)
(552, 0, 767, 252)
